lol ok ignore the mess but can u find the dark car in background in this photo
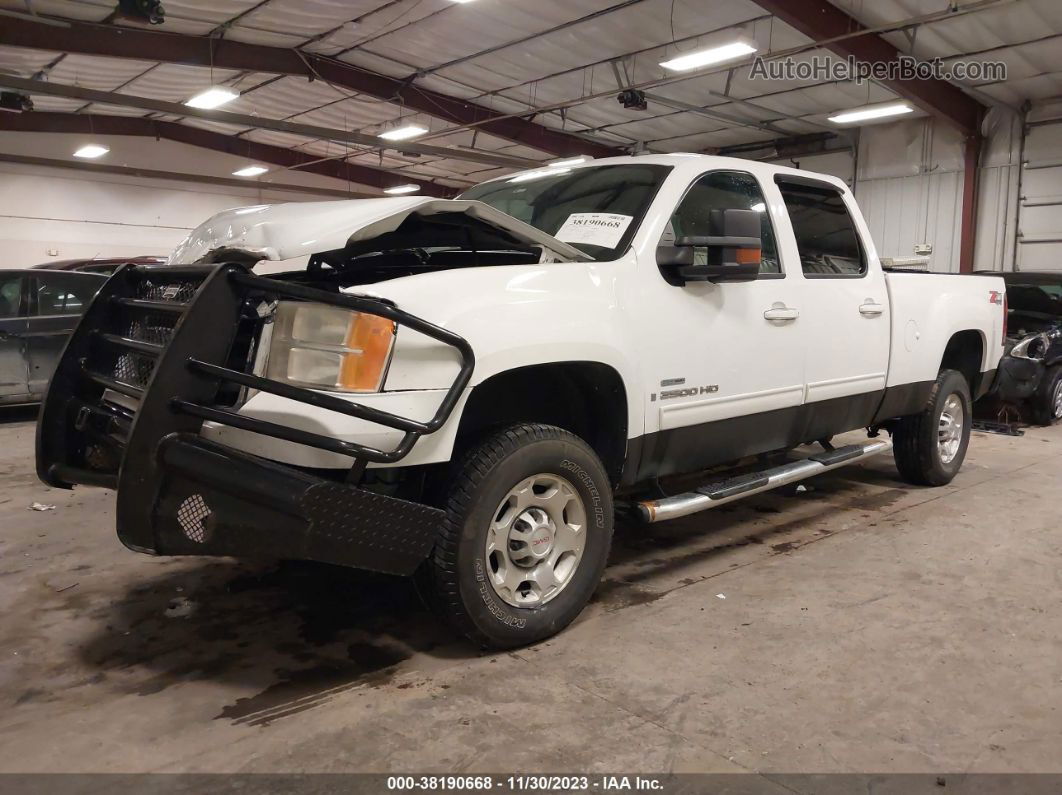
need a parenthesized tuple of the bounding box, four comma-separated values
(32, 255, 166, 276)
(1, 269, 107, 405)
(979, 271, 1062, 425)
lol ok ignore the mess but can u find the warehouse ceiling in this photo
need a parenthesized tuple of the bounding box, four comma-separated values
(0, 0, 1058, 195)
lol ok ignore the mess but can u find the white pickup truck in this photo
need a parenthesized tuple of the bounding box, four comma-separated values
(38, 154, 1006, 647)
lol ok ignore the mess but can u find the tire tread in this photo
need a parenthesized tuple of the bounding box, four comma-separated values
(421, 423, 607, 647)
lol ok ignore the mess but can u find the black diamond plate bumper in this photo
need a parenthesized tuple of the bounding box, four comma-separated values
(147, 433, 443, 576)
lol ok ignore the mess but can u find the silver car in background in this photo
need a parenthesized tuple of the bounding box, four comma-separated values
(1, 269, 107, 405)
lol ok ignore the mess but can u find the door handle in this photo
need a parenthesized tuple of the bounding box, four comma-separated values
(763, 305, 800, 322)
(859, 300, 884, 316)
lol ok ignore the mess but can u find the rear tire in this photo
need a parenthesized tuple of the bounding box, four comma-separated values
(893, 369, 972, 486)
(420, 423, 613, 649)
(1029, 364, 1062, 426)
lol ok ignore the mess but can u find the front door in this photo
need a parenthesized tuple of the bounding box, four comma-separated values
(775, 177, 891, 438)
(634, 170, 807, 478)
(25, 272, 106, 398)
(0, 273, 29, 402)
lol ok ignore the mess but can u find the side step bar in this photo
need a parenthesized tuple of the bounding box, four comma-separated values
(637, 440, 893, 523)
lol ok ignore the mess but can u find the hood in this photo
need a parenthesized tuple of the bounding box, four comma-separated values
(168, 197, 592, 265)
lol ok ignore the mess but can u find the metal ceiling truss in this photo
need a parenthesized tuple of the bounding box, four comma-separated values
(0, 110, 460, 197)
(0, 74, 537, 171)
(0, 15, 622, 159)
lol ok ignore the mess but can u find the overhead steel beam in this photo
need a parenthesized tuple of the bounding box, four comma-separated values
(0, 74, 536, 170)
(0, 152, 376, 199)
(0, 111, 460, 197)
(0, 15, 621, 159)
(751, 0, 985, 136)
(643, 92, 795, 137)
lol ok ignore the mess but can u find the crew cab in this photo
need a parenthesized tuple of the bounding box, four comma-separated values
(37, 155, 1006, 647)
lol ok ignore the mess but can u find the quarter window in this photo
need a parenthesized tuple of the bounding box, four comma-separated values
(663, 171, 781, 275)
(777, 179, 866, 277)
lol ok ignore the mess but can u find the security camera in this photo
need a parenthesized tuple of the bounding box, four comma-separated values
(115, 0, 165, 25)
(0, 91, 33, 113)
(617, 89, 648, 111)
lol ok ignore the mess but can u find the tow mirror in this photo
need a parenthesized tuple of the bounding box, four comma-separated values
(656, 208, 762, 284)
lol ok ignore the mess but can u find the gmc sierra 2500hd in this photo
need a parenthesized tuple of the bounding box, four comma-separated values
(38, 155, 1006, 647)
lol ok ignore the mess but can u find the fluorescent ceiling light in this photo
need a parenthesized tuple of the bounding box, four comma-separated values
(232, 165, 268, 177)
(550, 157, 588, 168)
(751, 202, 766, 212)
(185, 86, 239, 109)
(660, 40, 757, 72)
(828, 102, 913, 124)
(384, 184, 420, 194)
(378, 124, 428, 141)
(508, 167, 571, 184)
(73, 144, 109, 159)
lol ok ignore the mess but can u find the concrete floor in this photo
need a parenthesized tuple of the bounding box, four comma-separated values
(1, 405, 1060, 775)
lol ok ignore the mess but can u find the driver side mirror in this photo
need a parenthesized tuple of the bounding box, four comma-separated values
(657, 208, 762, 284)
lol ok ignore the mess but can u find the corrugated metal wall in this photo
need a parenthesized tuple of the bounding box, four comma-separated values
(846, 103, 1059, 274)
(1016, 101, 1062, 271)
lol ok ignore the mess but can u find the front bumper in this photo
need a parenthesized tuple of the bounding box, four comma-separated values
(36, 262, 472, 576)
(148, 434, 442, 574)
(992, 353, 1043, 403)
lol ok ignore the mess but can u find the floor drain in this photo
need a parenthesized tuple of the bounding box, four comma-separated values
(176, 494, 212, 543)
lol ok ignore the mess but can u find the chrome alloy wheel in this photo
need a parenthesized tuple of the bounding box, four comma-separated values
(1053, 380, 1062, 420)
(938, 393, 965, 464)
(485, 473, 587, 608)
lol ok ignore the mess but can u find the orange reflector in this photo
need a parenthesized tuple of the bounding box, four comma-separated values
(339, 313, 396, 392)
(736, 247, 761, 265)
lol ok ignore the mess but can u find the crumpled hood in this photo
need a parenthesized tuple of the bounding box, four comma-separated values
(168, 197, 591, 265)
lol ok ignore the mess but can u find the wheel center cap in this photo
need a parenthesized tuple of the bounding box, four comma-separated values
(528, 526, 553, 559)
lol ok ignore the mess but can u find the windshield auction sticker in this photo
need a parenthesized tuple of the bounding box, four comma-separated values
(554, 213, 634, 248)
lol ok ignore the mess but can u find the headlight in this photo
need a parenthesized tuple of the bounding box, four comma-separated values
(266, 301, 396, 392)
(1010, 332, 1050, 361)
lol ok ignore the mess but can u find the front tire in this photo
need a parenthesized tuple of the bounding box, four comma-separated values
(893, 369, 972, 486)
(422, 423, 613, 648)
(1029, 364, 1062, 426)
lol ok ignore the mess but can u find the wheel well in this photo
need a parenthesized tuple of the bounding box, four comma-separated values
(455, 362, 628, 483)
(941, 330, 984, 393)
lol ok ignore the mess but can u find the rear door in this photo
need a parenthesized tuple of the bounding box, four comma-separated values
(0, 273, 30, 401)
(25, 272, 106, 398)
(775, 176, 890, 436)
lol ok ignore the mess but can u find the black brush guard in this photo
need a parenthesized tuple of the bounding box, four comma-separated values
(36, 263, 474, 575)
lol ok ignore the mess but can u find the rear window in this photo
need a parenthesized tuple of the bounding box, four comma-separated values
(777, 179, 866, 277)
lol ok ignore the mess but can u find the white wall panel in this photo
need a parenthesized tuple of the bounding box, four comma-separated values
(0, 163, 334, 269)
(853, 111, 1027, 274)
(1016, 110, 1062, 272)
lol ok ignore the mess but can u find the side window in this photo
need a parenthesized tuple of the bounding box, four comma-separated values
(34, 274, 102, 316)
(777, 180, 866, 277)
(664, 171, 781, 275)
(0, 275, 24, 319)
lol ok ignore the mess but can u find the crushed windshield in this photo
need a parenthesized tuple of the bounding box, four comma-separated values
(459, 164, 672, 261)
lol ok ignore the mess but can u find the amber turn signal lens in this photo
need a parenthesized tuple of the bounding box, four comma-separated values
(735, 247, 761, 265)
(339, 313, 397, 392)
